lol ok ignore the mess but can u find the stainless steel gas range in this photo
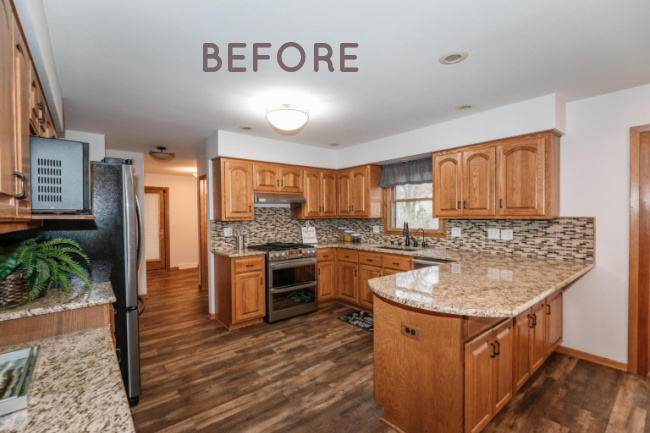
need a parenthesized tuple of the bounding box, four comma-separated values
(247, 242, 318, 323)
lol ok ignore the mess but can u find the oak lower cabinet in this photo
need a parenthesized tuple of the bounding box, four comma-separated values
(529, 301, 547, 372)
(359, 264, 381, 308)
(545, 291, 563, 355)
(213, 158, 254, 221)
(214, 254, 266, 330)
(465, 319, 513, 433)
(317, 256, 335, 302)
(336, 261, 358, 304)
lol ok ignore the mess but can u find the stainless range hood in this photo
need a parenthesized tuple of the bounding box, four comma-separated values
(254, 193, 306, 204)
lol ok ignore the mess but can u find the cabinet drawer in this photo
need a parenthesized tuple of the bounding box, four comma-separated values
(382, 254, 412, 271)
(359, 252, 382, 267)
(318, 248, 335, 262)
(336, 249, 359, 263)
(234, 256, 265, 273)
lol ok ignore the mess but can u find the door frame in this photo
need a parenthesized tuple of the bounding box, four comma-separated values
(197, 175, 209, 290)
(145, 186, 170, 271)
(629, 124, 650, 375)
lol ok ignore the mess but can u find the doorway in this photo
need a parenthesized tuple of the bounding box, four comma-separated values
(629, 124, 650, 376)
(198, 174, 209, 291)
(145, 186, 170, 271)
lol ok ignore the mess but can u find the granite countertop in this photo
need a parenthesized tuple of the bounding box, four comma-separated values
(212, 247, 267, 258)
(315, 242, 461, 260)
(368, 251, 594, 318)
(0, 282, 115, 323)
(0, 327, 135, 433)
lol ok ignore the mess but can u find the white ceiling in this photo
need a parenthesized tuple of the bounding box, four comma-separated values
(43, 0, 650, 171)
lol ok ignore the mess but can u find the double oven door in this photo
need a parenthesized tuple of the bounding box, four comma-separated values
(266, 257, 318, 323)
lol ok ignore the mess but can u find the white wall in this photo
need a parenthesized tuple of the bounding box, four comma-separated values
(336, 94, 564, 167)
(105, 149, 148, 295)
(63, 130, 105, 162)
(144, 173, 199, 269)
(560, 83, 650, 363)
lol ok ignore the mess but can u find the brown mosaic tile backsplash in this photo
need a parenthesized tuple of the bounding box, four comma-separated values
(211, 207, 594, 261)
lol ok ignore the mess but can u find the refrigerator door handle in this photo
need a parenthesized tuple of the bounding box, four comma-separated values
(135, 195, 144, 271)
(137, 295, 146, 316)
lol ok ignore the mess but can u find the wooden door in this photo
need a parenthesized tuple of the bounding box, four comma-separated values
(462, 147, 496, 217)
(13, 22, 30, 219)
(144, 187, 170, 271)
(512, 309, 531, 393)
(359, 265, 381, 308)
(0, 0, 15, 218)
(351, 167, 368, 217)
(198, 175, 209, 291)
(317, 261, 335, 301)
(224, 160, 254, 220)
(279, 166, 303, 193)
(530, 302, 547, 372)
(337, 262, 358, 303)
(321, 170, 337, 217)
(433, 153, 463, 217)
(337, 170, 353, 216)
(546, 293, 563, 355)
(465, 330, 493, 433)
(252, 162, 280, 192)
(233, 270, 265, 323)
(492, 321, 513, 413)
(303, 168, 321, 218)
(496, 137, 545, 216)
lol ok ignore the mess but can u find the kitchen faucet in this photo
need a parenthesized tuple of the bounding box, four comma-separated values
(416, 228, 427, 249)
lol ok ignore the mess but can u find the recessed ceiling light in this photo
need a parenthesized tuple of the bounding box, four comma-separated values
(438, 50, 469, 65)
(239, 125, 255, 131)
(328, 143, 340, 147)
(455, 104, 474, 111)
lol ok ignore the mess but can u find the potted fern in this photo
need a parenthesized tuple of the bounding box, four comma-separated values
(0, 237, 91, 308)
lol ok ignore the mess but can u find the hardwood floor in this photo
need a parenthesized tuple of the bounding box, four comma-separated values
(133, 269, 650, 433)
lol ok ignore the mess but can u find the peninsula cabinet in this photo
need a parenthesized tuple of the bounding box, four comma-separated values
(336, 165, 383, 218)
(213, 158, 254, 221)
(292, 168, 337, 219)
(432, 130, 561, 219)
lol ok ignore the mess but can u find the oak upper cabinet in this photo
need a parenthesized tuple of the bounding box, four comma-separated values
(214, 158, 254, 221)
(337, 169, 353, 216)
(0, 0, 16, 219)
(545, 292, 563, 355)
(253, 162, 303, 193)
(433, 152, 463, 217)
(321, 170, 337, 217)
(462, 147, 496, 217)
(336, 261, 358, 304)
(337, 165, 382, 218)
(359, 264, 381, 309)
(465, 320, 513, 433)
(279, 166, 303, 193)
(13, 21, 31, 219)
(302, 168, 322, 218)
(294, 168, 337, 219)
(350, 167, 367, 217)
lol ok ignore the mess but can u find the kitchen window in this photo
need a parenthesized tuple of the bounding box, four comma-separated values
(385, 183, 446, 237)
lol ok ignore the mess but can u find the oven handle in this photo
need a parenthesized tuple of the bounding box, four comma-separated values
(269, 282, 317, 294)
(269, 258, 318, 270)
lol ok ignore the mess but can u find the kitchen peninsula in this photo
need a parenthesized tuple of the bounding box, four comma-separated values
(368, 253, 594, 433)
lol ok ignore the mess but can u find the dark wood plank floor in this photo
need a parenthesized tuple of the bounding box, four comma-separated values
(133, 268, 650, 433)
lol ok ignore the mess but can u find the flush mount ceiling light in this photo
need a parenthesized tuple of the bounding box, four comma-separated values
(455, 103, 474, 111)
(438, 50, 469, 65)
(239, 125, 255, 131)
(149, 146, 175, 162)
(265, 104, 309, 136)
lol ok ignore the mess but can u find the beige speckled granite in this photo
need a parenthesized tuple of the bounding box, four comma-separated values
(211, 247, 267, 258)
(367, 251, 594, 318)
(315, 242, 460, 260)
(0, 327, 135, 433)
(0, 282, 115, 322)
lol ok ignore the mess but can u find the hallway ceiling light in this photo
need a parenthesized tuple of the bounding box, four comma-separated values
(149, 146, 175, 162)
(265, 104, 309, 136)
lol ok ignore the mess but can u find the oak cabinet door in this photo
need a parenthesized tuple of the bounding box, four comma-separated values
(321, 170, 337, 217)
(0, 0, 16, 218)
(279, 166, 303, 193)
(462, 147, 496, 217)
(465, 331, 493, 433)
(317, 261, 335, 301)
(252, 162, 280, 192)
(303, 168, 322, 218)
(351, 167, 368, 217)
(337, 262, 358, 304)
(433, 153, 463, 217)
(492, 322, 513, 413)
(546, 293, 563, 355)
(337, 170, 353, 216)
(529, 302, 547, 372)
(496, 137, 545, 216)
(224, 160, 254, 220)
(13, 21, 30, 219)
(381, 268, 401, 276)
(233, 270, 265, 323)
(359, 265, 381, 309)
(513, 309, 531, 393)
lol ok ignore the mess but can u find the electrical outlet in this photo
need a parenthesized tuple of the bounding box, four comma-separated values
(500, 229, 514, 241)
(223, 227, 233, 237)
(451, 263, 461, 274)
(488, 268, 500, 280)
(373, 225, 380, 234)
(451, 227, 461, 237)
(500, 269, 513, 281)
(487, 228, 500, 240)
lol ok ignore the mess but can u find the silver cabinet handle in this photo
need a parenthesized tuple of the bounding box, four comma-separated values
(13, 172, 27, 199)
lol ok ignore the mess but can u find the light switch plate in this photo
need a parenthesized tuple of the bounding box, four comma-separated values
(373, 225, 380, 234)
(223, 227, 233, 237)
(500, 229, 514, 241)
(487, 228, 500, 240)
(451, 227, 461, 237)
